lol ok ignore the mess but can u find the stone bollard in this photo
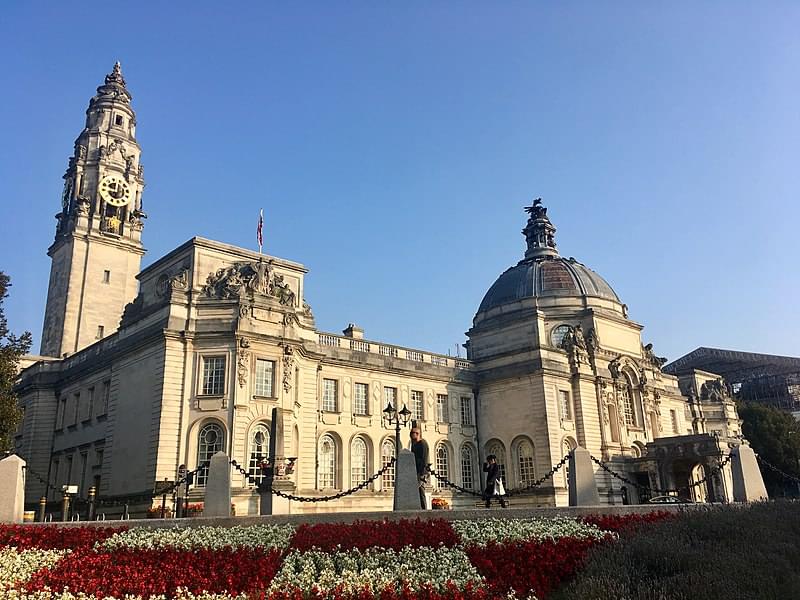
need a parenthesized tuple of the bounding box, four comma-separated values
(394, 449, 423, 510)
(731, 445, 769, 502)
(0, 455, 26, 524)
(203, 451, 232, 517)
(568, 447, 600, 506)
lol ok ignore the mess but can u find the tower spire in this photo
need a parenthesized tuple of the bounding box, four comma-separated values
(522, 198, 558, 259)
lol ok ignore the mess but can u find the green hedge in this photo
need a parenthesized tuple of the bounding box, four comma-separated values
(552, 502, 800, 600)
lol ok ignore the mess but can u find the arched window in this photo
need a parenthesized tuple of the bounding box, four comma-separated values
(351, 437, 368, 486)
(515, 438, 536, 486)
(381, 439, 396, 490)
(461, 444, 476, 490)
(620, 371, 639, 427)
(248, 422, 270, 485)
(318, 434, 337, 489)
(197, 422, 225, 486)
(434, 444, 449, 490)
(486, 441, 507, 484)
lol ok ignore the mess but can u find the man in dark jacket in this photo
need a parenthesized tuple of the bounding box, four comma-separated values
(410, 426, 429, 509)
(483, 454, 507, 508)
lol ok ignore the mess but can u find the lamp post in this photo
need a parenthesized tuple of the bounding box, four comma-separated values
(383, 401, 412, 457)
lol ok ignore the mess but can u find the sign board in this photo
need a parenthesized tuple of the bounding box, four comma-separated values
(153, 480, 175, 495)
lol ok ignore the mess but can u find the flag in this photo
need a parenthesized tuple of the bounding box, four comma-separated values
(257, 209, 263, 251)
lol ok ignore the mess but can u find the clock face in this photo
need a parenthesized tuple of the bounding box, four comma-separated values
(551, 324, 572, 348)
(98, 175, 132, 207)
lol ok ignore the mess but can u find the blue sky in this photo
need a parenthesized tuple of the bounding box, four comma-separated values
(1, 3, 798, 362)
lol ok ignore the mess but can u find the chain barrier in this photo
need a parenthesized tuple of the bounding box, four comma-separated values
(94, 461, 210, 507)
(229, 457, 396, 503)
(590, 452, 733, 497)
(756, 455, 800, 484)
(426, 451, 572, 498)
(22, 465, 57, 493)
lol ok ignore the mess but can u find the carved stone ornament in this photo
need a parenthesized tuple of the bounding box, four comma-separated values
(642, 343, 668, 369)
(608, 358, 621, 379)
(560, 324, 588, 365)
(283, 312, 300, 327)
(586, 327, 600, 352)
(282, 345, 295, 393)
(700, 378, 729, 402)
(202, 260, 297, 306)
(237, 337, 250, 388)
(155, 268, 189, 298)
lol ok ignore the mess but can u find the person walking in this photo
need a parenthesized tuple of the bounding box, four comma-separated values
(483, 454, 507, 508)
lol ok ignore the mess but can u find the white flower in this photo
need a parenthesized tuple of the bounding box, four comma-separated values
(0, 548, 68, 591)
(98, 524, 294, 551)
(453, 516, 609, 546)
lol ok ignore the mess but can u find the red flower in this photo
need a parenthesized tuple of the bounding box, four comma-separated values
(290, 518, 460, 553)
(25, 547, 283, 597)
(0, 525, 125, 550)
(581, 510, 673, 534)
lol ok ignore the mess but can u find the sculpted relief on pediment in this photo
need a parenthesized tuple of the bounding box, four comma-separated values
(201, 259, 297, 307)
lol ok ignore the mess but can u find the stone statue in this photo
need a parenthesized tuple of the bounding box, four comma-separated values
(573, 325, 587, 350)
(586, 327, 599, 351)
(642, 343, 668, 368)
(608, 359, 621, 379)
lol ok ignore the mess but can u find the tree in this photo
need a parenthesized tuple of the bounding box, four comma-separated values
(738, 402, 800, 497)
(0, 272, 32, 452)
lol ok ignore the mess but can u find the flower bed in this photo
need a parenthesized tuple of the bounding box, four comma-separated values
(0, 513, 673, 599)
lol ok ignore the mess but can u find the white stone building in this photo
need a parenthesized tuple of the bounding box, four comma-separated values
(14, 65, 744, 514)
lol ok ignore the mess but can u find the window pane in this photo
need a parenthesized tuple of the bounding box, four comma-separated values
(517, 440, 536, 486)
(354, 383, 368, 415)
(322, 379, 338, 412)
(620, 387, 635, 426)
(248, 423, 271, 484)
(318, 435, 336, 488)
(559, 390, 571, 420)
(460, 397, 473, 426)
(381, 439, 395, 490)
(461, 445, 475, 490)
(351, 437, 368, 486)
(255, 359, 274, 397)
(434, 445, 449, 490)
(436, 394, 448, 423)
(411, 390, 424, 421)
(202, 357, 226, 395)
(197, 423, 225, 486)
(384, 386, 396, 407)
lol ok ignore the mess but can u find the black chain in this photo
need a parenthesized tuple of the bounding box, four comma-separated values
(756, 455, 800, 484)
(229, 457, 397, 503)
(425, 452, 572, 498)
(94, 461, 210, 507)
(590, 453, 733, 497)
(22, 465, 57, 493)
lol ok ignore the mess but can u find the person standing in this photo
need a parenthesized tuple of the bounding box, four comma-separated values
(410, 426, 429, 509)
(483, 454, 507, 508)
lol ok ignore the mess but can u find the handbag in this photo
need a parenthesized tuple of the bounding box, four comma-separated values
(493, 478, 506, 497)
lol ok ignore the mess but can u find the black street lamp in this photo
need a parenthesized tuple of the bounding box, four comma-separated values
(383, 401, 412, 458)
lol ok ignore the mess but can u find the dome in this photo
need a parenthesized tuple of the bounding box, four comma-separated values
(477, 256, 620, 313)
(476, 199, 621, 315)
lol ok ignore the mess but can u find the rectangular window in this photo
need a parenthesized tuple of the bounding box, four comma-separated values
(85, 387, 95, 421)
(353, 383, 369, 415)
(96, 325, 104, 339)
(322, 378, 338, 412)
(56, 398, 66, 430)
(670, 409, 679, 433)
(100, 380, 110, 415)
(559, 390, 572, 420)
(384, 386, 397, 409)
(254, 359, 274, 397)
(102, 270, 111, 284)
(115, 115, 124, 126)
(65, 455, 74, 485)
(201, 356, 226, 395)
(70, 393, 80, 426)
(411, 390, 424, 421)
(436, 394, 449, 423)
(460, 396, 473, 426)
(94, 449, 104, 469)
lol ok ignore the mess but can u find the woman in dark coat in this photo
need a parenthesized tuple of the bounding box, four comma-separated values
(483, 454, 507, 508)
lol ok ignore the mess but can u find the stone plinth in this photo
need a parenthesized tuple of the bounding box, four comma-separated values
(394, 449, 422, 511)
(731, 445, 769, 502)
(0, 455, 26, 524)
(568, 447, 600, 506)
(203, 452, 231, 517)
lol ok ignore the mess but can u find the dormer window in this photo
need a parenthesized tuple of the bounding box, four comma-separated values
(115, 115, 124, 126)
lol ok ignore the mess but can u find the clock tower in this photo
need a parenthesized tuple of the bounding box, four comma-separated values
(40, 62, 146, 357)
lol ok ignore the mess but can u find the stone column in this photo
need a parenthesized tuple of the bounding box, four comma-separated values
(203, 451, 231, 517)
(0, 455, 26, 524)
(568, 447, 600, 506)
